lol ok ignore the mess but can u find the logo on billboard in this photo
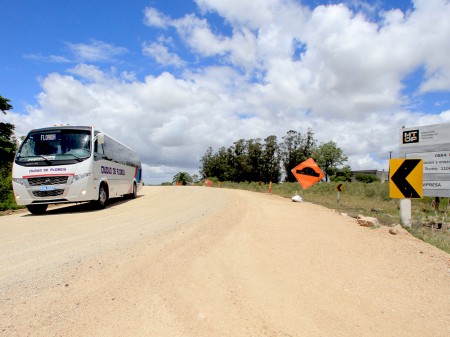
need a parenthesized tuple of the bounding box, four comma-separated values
(403, 130, 419, 144)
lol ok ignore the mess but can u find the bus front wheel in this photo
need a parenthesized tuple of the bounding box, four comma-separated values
(93, 184, 108, 209)
(26, 204, 48, 215)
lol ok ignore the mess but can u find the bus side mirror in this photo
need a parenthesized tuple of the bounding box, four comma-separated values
(97, 133, 105, 145)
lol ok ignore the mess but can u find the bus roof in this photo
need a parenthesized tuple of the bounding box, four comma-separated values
(28, 125, 95, 133)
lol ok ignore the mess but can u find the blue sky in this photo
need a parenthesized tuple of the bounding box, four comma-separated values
(2, 0, 450, 184)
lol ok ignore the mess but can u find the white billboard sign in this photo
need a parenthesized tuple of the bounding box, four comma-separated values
(399, 122, 450, 197)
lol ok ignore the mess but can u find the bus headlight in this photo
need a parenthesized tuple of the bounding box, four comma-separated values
(72, 173, 92, 183)
(12, 178, 26, 185)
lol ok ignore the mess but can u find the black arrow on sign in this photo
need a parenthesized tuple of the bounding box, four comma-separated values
(391, 159, 421, 198)
(296, 167, 320, 177)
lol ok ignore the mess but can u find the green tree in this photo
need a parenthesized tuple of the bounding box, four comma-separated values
(215, 147, 233, 181)
(280, 130, 302, 182)
(313, 141, 348, 181)
(0, 95, 15, 163)
(301, 128, 316, 160)
(231, 139, 250, 182)
(200, 146, 233, 182)
(355, 173, 379, 183)
(261, 135, 281, 183)
(245, 138, 263, 182)
(200, 147, 214, 179)
(0, 122, 16, 164)
(280, 129, 317, 182)
(0, 96, 13, 114)
(331, 165, 352, 182)
(0, 95, 17, 210)
(173, 172, 193, 185)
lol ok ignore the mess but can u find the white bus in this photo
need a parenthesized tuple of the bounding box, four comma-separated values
(12, 125, 142, 214)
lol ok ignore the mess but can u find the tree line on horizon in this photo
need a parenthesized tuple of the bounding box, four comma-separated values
(199, 129, 351, 184)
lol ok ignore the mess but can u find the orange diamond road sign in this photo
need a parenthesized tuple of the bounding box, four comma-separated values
(291, 158, 325, 189)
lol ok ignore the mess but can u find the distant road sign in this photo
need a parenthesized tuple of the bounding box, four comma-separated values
(389, 159, 423, 199)
(291, 158, 324, 189)
(336, 184, 343, 192)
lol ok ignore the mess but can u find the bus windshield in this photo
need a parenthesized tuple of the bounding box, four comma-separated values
(16, 129, 91, 163)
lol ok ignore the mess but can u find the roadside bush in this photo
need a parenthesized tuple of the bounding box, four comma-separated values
(355, 173, 379, 183)
(0, 166, 19, 211)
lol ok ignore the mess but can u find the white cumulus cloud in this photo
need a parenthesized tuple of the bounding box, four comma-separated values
(5, 0, 450, 184)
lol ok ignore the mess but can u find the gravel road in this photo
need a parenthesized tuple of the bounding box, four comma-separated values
(1, 186, 449, 336)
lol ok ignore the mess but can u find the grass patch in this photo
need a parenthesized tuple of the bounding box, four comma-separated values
(217, 181, 450, 254)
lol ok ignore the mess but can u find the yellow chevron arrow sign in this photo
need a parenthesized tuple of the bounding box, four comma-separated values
(389, 159, 423, 199)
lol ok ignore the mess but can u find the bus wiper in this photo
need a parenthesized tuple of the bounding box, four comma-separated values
(18, 155, 53, 164)
(62, 153, 84, 162)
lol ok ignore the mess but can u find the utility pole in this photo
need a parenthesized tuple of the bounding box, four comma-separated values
(388, 151, 393, 180)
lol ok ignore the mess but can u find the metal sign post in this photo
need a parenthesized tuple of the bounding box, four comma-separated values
(336, 184, 343, 203)
(389, 159, 423, 227)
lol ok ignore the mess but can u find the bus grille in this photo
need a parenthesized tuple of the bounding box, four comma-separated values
(28, 176, 69, 186)
(32, 189, 65, 198)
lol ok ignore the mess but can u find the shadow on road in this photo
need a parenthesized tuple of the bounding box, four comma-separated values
(22, 195, 143, 217)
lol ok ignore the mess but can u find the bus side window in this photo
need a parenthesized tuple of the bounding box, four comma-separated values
(94, 139, 105, 155)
